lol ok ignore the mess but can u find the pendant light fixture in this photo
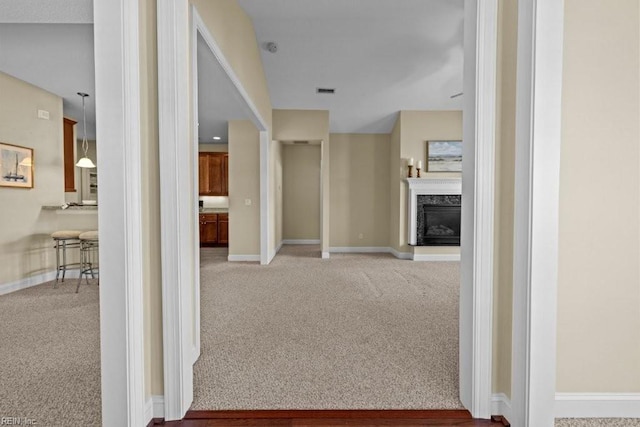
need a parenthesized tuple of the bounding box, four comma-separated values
(75, 92, 96, 168)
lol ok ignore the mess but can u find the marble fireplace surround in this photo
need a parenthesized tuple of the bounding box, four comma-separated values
(406, 177, 462, 246)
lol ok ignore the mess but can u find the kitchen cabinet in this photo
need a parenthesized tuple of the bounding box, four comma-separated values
(217, 213, 229, 245)
(198, 153, 228, 196)
(199, 212, 229, 247)
(63, 118, 77, 192)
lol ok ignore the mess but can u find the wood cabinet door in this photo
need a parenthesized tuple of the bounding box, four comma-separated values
(198, 154, 210, 195)
(208, 154, 224, 195)
(217, 213, 229, 245)
(222, 155, 229, 195)
(200, 214, 218, 244)
(198, 152, 228, 196)
(63, 118, 77, 192)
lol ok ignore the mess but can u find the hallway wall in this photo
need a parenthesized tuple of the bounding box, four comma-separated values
(329, 134, 390, 248)
(557, 0, 640, 393)
(282, 144, 321, 241)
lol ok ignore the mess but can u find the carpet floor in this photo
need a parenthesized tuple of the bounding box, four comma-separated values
(556, 419, 640, 426)
(192, 245, 463, 410)
(0, 279, 101, 426)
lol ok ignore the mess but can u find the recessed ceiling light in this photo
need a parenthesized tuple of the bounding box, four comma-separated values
(213, 136, 221, 140)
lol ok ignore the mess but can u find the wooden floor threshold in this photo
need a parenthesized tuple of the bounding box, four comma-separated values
(185, 410, 473, 420)
(149, 409, 510, 426)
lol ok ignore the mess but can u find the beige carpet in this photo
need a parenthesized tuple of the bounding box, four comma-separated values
(556, 419, 640, 426)
(0, 279, 101, 427)
(192, 245, 463, 410)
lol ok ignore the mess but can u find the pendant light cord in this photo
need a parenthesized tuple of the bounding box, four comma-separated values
(80, 92, 89, 158)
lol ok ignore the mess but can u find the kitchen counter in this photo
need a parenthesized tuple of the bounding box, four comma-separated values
(199, 208, 228, 214)
(42, 204, 98, 213)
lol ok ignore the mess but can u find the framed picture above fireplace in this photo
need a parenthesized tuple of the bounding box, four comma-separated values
(426, 140, 462, 172)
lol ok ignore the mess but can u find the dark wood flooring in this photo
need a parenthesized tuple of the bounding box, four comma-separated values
(149, 410, 510, 427)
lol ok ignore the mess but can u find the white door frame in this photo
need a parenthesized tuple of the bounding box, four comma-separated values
(511, 1, 564, 426)
(460, 0, 498, 418)
(154, 0, 563, 424)
(93, 0, 146, 425)
(157, 0, 499, 420)
(157, 2, 270, 420)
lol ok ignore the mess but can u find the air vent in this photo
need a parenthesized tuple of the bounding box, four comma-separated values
(316, 88, 336, 94)
(293, 140, 309, 145)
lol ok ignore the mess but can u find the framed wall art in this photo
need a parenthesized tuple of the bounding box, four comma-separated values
(426, 140, 462, 172)
(0, 142, 34, 189)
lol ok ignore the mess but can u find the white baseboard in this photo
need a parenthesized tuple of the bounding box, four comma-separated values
(282, 239, 321, 245)
(321, 251, 330, 259)
(412, 253, 461, 261)
(227, 254, 261, 262)
(328, 246, 460, 262)
(144, 395, 165, 423)
(0, 269, 81, 296)
(555, 393, 640, 418)
(329, 246, 391, 253)
(491, 393, 513, 422)
(389, 247, 412, 260)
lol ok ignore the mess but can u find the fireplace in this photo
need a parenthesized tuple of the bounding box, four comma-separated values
(416, 195, 461, 246)
(406, 178, 462, 247)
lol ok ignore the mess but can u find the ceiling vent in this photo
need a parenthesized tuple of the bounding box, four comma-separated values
(316, 88, 336, 94)
(293, 140, 309, 145)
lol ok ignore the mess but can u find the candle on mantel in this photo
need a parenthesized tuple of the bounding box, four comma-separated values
(408, 157, 414, 166)
(417, 160, 422, 169)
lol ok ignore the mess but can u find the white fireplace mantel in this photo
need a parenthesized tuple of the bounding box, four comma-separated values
(406, 177, 462, 245)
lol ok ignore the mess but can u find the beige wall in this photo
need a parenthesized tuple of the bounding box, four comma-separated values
(557, 0, 640, 392)
(282, 145, 321, 241)
(491, 0, 517, 398)
(140, 0, 164, 396)
(329, 134, 390, 248)
(198, 143, 228, 153)
(191, 0, 272, 130)
(389, 110, 463, 254)
(389, 115, 402, 252)
(273, 110, 330, 142)
(273, 109, 330, 252)
(228, 120, 261, 256)
(273, 140, 283, 247)
(0, 72, 98, 286)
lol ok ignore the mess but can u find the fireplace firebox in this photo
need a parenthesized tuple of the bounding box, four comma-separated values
(416, 195, 461, 246)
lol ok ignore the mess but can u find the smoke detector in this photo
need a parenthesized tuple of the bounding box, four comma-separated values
(266, 42, 278, 53)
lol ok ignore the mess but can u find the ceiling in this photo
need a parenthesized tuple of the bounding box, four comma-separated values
(0, 0, 465, 138)
(0, 22, 249, 144)
(197, 33, 255, 144)
(238, 0, 464, 133)
(0, 23, 97, 138)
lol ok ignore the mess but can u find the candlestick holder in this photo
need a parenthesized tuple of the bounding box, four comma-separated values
(408, 165, 413, 178)
(416, 167, 421, 178)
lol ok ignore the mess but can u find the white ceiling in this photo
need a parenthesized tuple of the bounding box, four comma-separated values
(238, 0, 464, 133)
(0, 22, 250, 144)
(197, 33, 255, 144)
(0, 0, 464, 139)
(0, 0, 93, 24)
(0, 23, 96, 138)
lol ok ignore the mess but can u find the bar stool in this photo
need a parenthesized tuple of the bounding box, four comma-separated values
(76, 230, 99, 293)
(51, 230, 82, 288)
